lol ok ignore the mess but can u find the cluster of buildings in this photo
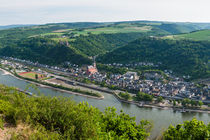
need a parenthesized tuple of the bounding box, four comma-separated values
(1, 57, 209, 102)
(106, 62, 160, 68)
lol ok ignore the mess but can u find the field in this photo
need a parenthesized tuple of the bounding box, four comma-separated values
(165, 29, 210, 41)
(38, 23, 154, 42)
(18, 72, 46, 80)
(71, 25, 152, 36)
(40, 23, 153, 37)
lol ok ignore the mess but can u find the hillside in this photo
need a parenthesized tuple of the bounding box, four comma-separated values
(0, 85, 209, 139)
(0, 22, 104, 47)
(166, 29, 210, 41)
(0, 84, 151, 139)
(98, 37, 210, 79)
(70, 33, 148, 56)
(0, 37, 91, 65)
(156, 23, 198, 34)
(0, 25, 35, 30)
(1, 21, 210, 66)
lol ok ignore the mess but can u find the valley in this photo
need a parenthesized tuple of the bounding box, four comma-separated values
(0, 20, 209, 140)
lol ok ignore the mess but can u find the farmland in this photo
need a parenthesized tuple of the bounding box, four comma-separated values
(165, 29, 210, 41)
(40, 23, 153, 37)
(70, 25, 152, 36)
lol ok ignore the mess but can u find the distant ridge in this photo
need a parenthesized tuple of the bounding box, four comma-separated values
(0, 24, 36, 30)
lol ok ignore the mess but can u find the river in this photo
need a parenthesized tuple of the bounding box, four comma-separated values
(0, 70, 209, 139)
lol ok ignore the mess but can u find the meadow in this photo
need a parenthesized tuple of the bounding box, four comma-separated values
(165, 29, 210, 41)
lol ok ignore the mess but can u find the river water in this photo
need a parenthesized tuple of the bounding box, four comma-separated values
(0, 70, 209, 139)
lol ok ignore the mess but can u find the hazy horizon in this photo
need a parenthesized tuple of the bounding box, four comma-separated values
(1, 0, 210, 25)
(2, 19, 210, 27)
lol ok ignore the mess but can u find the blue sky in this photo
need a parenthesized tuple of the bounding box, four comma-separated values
(0, 0, 210, 25)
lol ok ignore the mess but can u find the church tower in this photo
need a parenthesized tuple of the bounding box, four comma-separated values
(93, 56, 96, 68)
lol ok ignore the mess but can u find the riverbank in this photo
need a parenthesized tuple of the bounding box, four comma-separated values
(0, 68, 104, 100)
(113, 92, 210, 114)
(0, 68, 12, 76)
(0, 68, 209, 113)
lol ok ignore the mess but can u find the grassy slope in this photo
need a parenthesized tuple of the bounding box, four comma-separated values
(172, 30, 210, 41)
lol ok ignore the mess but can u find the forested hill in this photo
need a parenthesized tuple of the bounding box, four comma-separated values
(70, 33, 146, 56)
(1, 21, 210, 68)
(98, 37, 210, 79)
(0, 37, 91, 65)
(0, 22, 103, 47)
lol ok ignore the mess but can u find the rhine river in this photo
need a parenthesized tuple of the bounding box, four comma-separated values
(0, 70, 209, 139)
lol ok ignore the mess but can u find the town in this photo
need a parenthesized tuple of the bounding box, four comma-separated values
(1, 56, 210, 105)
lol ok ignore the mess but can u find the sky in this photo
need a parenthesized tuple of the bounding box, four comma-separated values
(0, 0, 210, 25)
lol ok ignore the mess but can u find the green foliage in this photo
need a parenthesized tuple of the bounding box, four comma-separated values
(0, 22, 103, 47)
(71, 33, 144, 56)
(118, 92, 131, 100)
(157, 23, 199, 34)
(198, 101, 204, 107)
(173, 29, 210, 41)
(35, 74, 38, 80)
(10, 125, 62, 140)
(0, 84, 151, 140)
(181, 98, 191, 107)
(136, 92, 153, 102)
(173, 100, 176, 106)
(157, 96, 163, 103)
(100, 108, 151, 139)
(181, 98, 203, 108)
(0, 37, 91, 65)
(190, 100, 198, 107)
(163, 118, 210, 140)
(97, 63, 128, 74)
(98, 37, 210, 80)
(0, 117, 4, 130)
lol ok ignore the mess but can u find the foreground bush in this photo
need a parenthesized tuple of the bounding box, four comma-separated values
(0, 85, 151, 140)
(163, 118, 210, 140)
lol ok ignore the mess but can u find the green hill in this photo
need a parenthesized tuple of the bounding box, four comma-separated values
(0, 85, 209, 139)
(70, 33, 149, 56)
(156, 23, 198, 34)
(0, 37, 91, 65)
(0, 22, 104, 47)
(1, 21, 210, 67)
(0, 84, 152, 139)
(167, 30, 210, 41)
(98, 37, 210, 79)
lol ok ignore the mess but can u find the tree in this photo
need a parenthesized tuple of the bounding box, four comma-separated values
(157, 96, 163, 103)
(182, 98, 191, 107)
(163, 118, 210, 140)
(35, 74, 38, 80)
(136, 92, 153, 102)
(173, 100, 176, 106)
(190, 100, 197, 107)
(119, 92, 131, 100)
(181, 100, 186, 107)
(101, 107, 152, 139)
(198, 101, 203, 107)
(0, 85, 152, 139)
